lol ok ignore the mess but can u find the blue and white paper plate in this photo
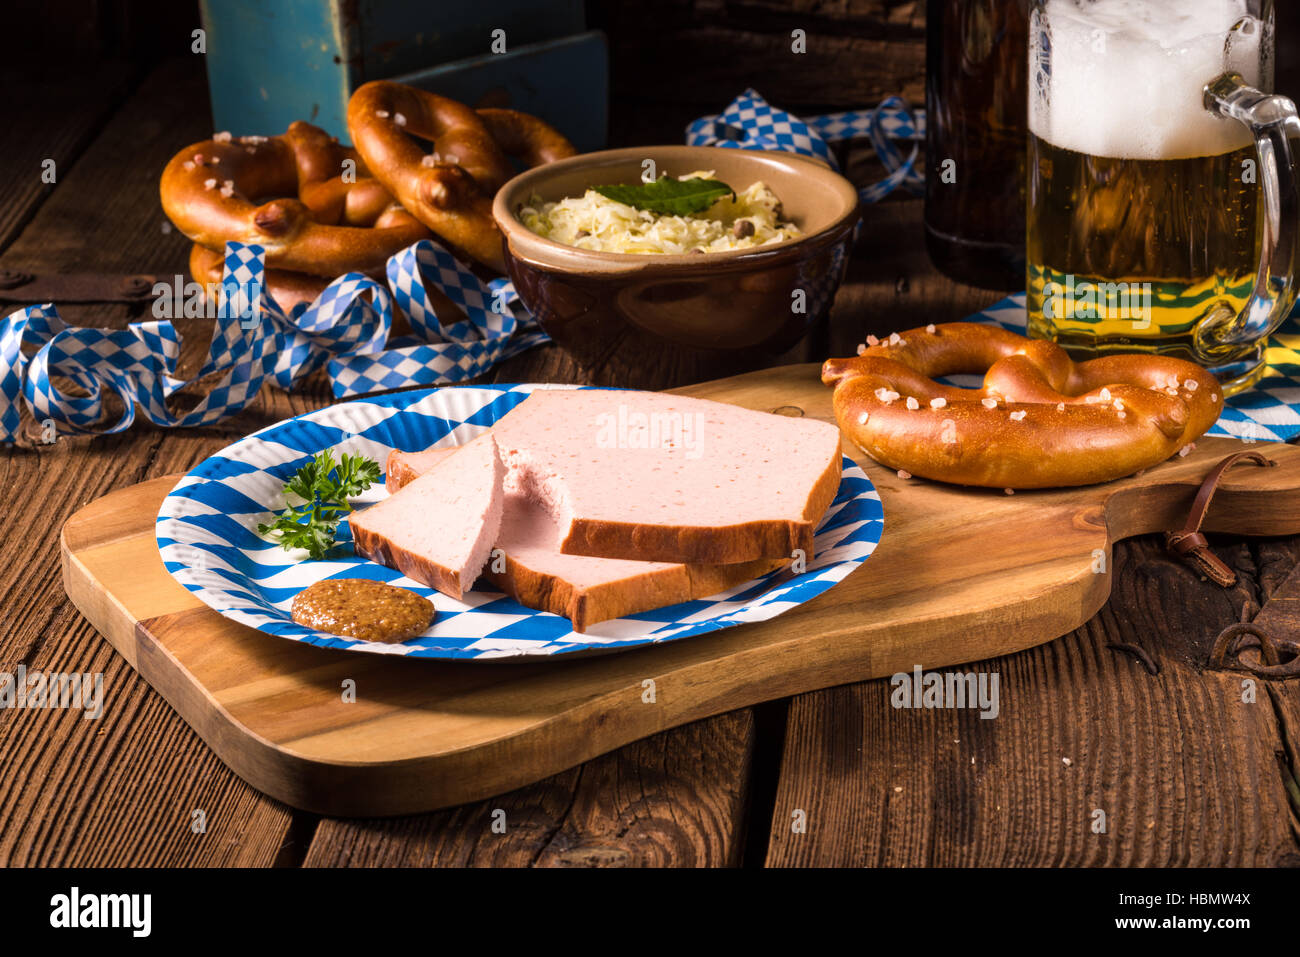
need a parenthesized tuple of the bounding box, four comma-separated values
(155, 385, 884, 660)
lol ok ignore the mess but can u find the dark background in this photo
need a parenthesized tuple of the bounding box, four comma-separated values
(7, 0, 1298, 146)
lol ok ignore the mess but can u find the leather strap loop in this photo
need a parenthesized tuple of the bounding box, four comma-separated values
(1164, 450, 1277, 586)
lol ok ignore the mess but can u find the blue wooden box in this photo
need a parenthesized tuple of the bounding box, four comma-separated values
(198, 0, 608, 151)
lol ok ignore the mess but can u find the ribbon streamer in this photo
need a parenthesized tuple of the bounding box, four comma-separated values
(0, 238, 546, 443)
(685, 88, 925, 204)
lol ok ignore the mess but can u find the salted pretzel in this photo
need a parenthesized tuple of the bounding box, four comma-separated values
(160, 121, 430, 278)
(476, 107, 579, 169)
(822, 323, 1225, 489)
(347, 81, 576, 272)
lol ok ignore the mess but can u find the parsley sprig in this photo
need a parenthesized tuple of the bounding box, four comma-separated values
(257, 450, 382, 560)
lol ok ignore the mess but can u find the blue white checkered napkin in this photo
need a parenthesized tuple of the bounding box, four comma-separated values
(686, 88, 925, 204)
(0, 238, 549, 443)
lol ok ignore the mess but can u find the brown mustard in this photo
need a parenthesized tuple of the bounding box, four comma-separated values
(291, 578, 434, 643)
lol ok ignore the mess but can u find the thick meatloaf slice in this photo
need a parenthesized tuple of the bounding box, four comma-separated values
(483, 492, 786, 632)
(490, 389, 843, 564)
(385, 446, 458, 493)
(350, 434, 505, 600)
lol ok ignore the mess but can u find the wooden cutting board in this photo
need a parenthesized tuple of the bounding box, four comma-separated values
(60, 364, 1300, 816)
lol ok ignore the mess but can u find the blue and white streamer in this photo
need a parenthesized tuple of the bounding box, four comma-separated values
(686, 88, 925, 204)
(0, 238, 548, 443)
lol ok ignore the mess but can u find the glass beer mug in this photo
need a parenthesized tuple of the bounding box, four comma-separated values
(1025, 0, 1297, 393)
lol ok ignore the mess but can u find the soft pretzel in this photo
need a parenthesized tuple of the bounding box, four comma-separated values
(347, 81, 576, 271)
(822, 323, 1225, 488)
(476, 107, 578, 168)
(160, 121, 430, 278)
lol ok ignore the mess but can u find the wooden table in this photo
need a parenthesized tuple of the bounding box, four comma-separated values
(1, 54, 1298, 868)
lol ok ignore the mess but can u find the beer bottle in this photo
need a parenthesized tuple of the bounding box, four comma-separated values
(924, 0, 1028, 290)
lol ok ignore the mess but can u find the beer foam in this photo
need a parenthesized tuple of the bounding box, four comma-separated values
(1030, 0, 1264, 159)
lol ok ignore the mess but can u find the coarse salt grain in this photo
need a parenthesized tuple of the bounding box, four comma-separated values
(1184, 379, 1199, 391)
(203, 178, 217, 190)
(1113, 398, 1125, 411)
(906, 396, 920, 411)
(857, 411, 869, 425)
(1179, 444, 1194, 457)
(888, 332, 902, 345)
(376, 109, 390, 118)
(1118, 411, 1126, 419)
(1009, 410, 1027, 421)
(182, 161, 194, 171)
(219, 180, 234, 197)
(874, 387, 900, 404)
(897, 469, 912, 479)
(981, 397, 998, 409)
(394, 112, 407, 126)
(1099, 387, 1112, 401)
(421, 154, 439, 167)
(930, 397, 947, 409)
(1211, 394, 1219, 402)
(1004, 488, 1015, 495)
(926, 323, 936, 334)
(1056, 402, 1065, 412)
(856, 343, 867, 356)
(213, 131, 231, 142)
(866, 334, 880, 347)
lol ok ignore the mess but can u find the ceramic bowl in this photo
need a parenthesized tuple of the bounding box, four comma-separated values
(492, 145, 860, 384)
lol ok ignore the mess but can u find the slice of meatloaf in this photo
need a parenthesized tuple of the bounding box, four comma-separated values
(350, 433, 504, 600)
(386, 444, 788, 631)
(490, 389, 843, 564)
(385, 446, 458, 493)
(484, 492, 786, 632)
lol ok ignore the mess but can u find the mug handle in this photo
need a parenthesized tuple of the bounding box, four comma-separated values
(1197, 72, 1300, 372)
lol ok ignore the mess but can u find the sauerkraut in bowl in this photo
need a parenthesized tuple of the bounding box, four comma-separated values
(517, 171, 803, 255)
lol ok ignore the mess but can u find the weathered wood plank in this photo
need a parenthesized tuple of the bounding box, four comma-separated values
(591, 0, 924, 145)
(0, 61, 140, 255)
(0, 56, 302, 866)
(301, 711, 756, 867)
(764, 536, 1300, 867)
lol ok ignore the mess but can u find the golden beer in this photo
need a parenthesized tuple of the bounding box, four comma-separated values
(1026, 135, 1260, 361)
(1025, 0, 1291, 393)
